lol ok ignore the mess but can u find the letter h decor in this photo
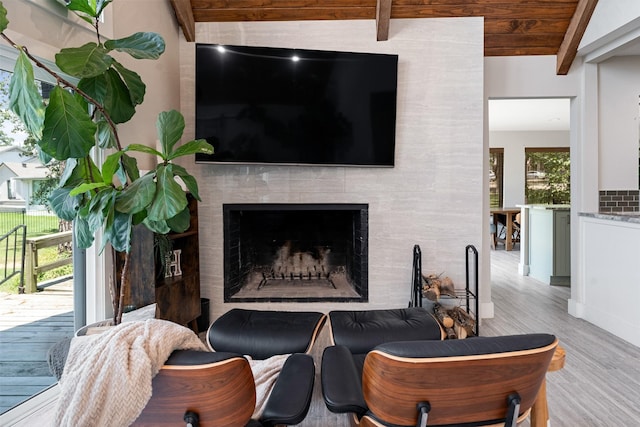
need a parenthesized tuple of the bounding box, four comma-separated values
(165, 249, 183, 278)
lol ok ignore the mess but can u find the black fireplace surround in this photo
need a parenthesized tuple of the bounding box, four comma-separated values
(223, 203, 368, 302)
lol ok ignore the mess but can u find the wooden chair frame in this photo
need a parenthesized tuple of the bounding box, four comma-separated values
(360, 339, 558, 427)
(133, 356, 256, 427)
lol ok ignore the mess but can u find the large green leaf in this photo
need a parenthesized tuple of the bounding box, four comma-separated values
(58, 158, 78, 187)
(168, 139, 214, 161)
(84, 188, 112, 233)
(156, 110, 185, 156)
(112, 61, 145, 106)
(115, 173, 156, 214)
(104, 32, 165, 60)
(38, 148, 52, 166)
(74, 217, 95, 249)
(69, 182, 107, 196)
(103, 68, 135, 124)
(120, 153, 140, 181)
(126, 143, 162, 158)
(101, 151, 123, 186)
(143, 217, 170, 234)
(64, 0, 112, 23)
(95, 118, 116, 149)
(65, 0, 97, 17)
(56, 43, 113, 79)
(0, 2, 9, 33)
(147, 164, 187, 221)
(9, 51, 45, 139)
(170, 164, 201, 201)
(166, 205, 191, 233)
(78, 74, 108, 105)
(60, 157, 103, 187)
(40, 86, 97, 160)
(132, 209, 147, 226)
(105, 210, 132, 253)
(49, 187, 80, 221)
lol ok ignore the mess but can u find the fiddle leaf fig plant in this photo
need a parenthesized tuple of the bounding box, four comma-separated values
(0, 0, 213, 324)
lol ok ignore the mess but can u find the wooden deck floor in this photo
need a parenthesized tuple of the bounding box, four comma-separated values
(0, 280, 74, 414)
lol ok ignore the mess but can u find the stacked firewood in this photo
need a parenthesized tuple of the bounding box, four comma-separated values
(433, 304, 475, 339)
(422, 273, 456, 301)
(423, 273, 475, 339)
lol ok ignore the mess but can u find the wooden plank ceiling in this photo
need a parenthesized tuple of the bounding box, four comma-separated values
(169, 0, 598, 75)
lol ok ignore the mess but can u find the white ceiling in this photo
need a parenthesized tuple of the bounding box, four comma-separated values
(489, 98, 571, 131)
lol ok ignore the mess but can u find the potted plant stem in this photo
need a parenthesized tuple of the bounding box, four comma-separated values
(0, 0, 213, 324)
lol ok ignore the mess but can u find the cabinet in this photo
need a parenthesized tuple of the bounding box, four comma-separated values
(118, 194, 201, 329)
(411, 244, 479, 336)
(527, 206, 570, 286)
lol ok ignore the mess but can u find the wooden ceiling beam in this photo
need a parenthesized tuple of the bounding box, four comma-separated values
(193, 8, 375, 21)
(556, 0, 598, 75)
(170, 0, 196, 42)
(191, 0, 376, 7)
(391, 4, 577, 20)
(376, 0, 392, 41)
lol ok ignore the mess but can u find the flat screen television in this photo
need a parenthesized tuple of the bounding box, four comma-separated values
(195, 43, 398, 167)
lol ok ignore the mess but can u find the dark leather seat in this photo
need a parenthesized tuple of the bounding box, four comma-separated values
(134, 349, 315, 427)
(327, 307, 444, 374)
(207, 308, 326, 359)
(321, 333, 558, 427)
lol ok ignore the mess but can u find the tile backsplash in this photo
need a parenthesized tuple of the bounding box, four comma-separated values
(599, 190, 640, 213)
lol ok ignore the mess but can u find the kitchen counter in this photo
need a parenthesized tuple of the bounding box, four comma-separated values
(518, 205, 570, 286)
(574, 213, 640, 347)
(579, 211, 640, 223)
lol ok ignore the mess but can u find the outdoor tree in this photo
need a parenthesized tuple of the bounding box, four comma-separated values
(526, 151, 570, 204)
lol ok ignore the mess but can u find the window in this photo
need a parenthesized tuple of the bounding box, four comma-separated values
(525, 148, 570, 204)
(0, 48, 86, 418)
(490, 148, 504, 208)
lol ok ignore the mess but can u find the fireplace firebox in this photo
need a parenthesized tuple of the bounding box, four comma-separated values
(223, 203, 368, 302)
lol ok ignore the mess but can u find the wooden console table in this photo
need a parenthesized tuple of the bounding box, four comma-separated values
(530, 345, 566, 427)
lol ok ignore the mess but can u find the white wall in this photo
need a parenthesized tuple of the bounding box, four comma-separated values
(597, 56, 640, 190)
(490, 130, 570, 206)
(579, 0, 640, 53)
(112, 0, 182, 171)
(180, 18, 487, 318)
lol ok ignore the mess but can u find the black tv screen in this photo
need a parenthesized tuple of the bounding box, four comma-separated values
(195, 44, 398, 167)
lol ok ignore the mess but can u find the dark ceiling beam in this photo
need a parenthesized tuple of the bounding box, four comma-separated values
(170, 0, 196, 42)
(376, 0, 392, 41)
(556, 0, 598, 75)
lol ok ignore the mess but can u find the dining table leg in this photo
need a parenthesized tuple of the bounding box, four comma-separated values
(505, 214, 513, 251)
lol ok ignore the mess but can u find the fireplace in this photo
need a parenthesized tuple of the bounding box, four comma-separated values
(223, 203, 368, 302)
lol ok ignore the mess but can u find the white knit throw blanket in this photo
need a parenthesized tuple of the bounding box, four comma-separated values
(247, 354, 290, 419)
(54, 319, 207, 427)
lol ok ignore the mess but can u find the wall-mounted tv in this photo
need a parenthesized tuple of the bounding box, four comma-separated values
(195, 43, 398, 167)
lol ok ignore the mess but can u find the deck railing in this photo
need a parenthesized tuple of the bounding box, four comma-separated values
(0, 224, 27, 291)
(24, 231, 73, 293)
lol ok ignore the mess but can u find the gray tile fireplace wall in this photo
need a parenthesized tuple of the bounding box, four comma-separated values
(223, 204, 368, 302)
(179, 18, 485, 317)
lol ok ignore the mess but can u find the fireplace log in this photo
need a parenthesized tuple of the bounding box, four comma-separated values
(433, 303, 454, 328)
(448, 306, 475, 338)
(422, 274, 441, 301)
(439, 276, 456, 297)
(444, 326, 457, 339)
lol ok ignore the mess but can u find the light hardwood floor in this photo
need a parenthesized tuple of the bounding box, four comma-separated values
(8, 250, 640, 426)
